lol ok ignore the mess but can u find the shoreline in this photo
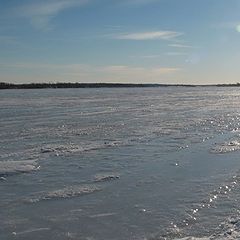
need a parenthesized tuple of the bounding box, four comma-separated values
(1, 82, 240, 89)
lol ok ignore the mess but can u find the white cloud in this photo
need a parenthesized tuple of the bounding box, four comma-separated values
(168, 43, 193, 48)
(113, 31, 183, 40)
(15, 0, 89, 30)
(166, 52, 188, 56)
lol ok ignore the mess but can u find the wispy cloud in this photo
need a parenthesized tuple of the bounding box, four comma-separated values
(101, 65, 180, 74)
(168, 43, 193, 48)
(0, 62, 181, 83)
(0, 62, 180, 74)
(138, 55, 162, 59)
(166, 52, 188, 56)
(113, 31, 183, 40)
(14, 0, 89, 30)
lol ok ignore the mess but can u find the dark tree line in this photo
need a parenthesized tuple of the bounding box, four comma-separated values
(0, 82, 187, 89)
(1, 82, 240, 89)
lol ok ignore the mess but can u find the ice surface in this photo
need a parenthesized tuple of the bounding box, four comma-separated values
(2, 88, 240, 240)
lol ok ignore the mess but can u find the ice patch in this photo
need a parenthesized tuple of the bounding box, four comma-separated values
(173, 217, 240, 240)
(89, 212, 117, 218)
(40, 141, 123, 156)
(27, 185, 100, 203)
(12, 227, 50, 236)
(174, 238, 210, 240)
(211, 140, 240, 154)
(94, 173, 120, 182)
(0, 160, 39, 177)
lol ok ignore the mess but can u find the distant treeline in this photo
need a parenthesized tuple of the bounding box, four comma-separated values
(0, 82, 240, 89)
(0, 82, 193, 89)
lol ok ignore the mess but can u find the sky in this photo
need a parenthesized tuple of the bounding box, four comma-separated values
(0, 0, 240, 84)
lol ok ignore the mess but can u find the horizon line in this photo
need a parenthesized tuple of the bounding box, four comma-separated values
(1, 82, 240, 89)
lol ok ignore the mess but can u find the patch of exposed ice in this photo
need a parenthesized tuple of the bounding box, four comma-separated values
(27, 185, 101, 203)
(40, 141, 123, 156)
(174, 238, 210, 240)
(94, 173, 120, 182)
(173, 217, 240, 239)
(211, 140, 240, 154)
(89, 212, 117, 218)
(12, 227, 50, 236)
(0, 160, 39, 176)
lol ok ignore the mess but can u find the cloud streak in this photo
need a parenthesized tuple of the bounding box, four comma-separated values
(113, 31, 183, 40)
(15, 0, 89, 30)
(0, 62, 181, 83)
(166, 52, 188, 56)
(168, 43, 193, 48)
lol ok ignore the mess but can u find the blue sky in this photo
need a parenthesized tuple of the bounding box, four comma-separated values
(0, 0, 240, 84)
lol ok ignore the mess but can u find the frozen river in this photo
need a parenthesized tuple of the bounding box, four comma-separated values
(1, 87, 240, 239)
